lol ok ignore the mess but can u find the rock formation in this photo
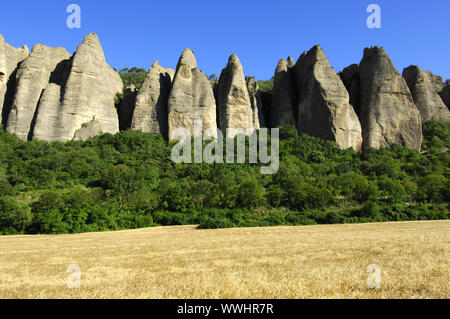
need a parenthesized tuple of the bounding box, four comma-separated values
(168, 49, 217, 138)
(119, 84, 138, 130)
(5, 44, 71, 140)
(217, 54, 253, 137)
(73, 118, 102, 141)
(131, 61, 174, 138)
(246, 76, 265, 129)
(402, 66, 450, 122)
(339, 64, 361, 116)
(293, 45, 362, 151)
(440, 80, 450, 109)
(0, 34, 29, 124)
(31, 33, 122, 141)
(287, 56, 295, 69)
(1, 31, 449, 150)
(271, 59, 296, 127)
(358, 47, 422, 150)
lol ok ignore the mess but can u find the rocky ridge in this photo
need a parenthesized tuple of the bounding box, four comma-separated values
(1, 33, 449, 151)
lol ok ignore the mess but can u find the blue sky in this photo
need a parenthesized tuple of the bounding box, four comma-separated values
(1, 0, 449, 80)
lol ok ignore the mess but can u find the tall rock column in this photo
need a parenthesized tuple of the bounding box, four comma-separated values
(5, 45, 71, 140)
(293, 45, 362, 151)
(246, 76, 265, 129)
(402, 65, 450, 122)
(168, 48, 217, 138)
(131, 61, 174, 138)
(31, 33, 122, 141)
(271, 59, 296, 127)
(358, 47, 422, 150)
(217, 54, 253, 137)
(0, 34, 29, 125)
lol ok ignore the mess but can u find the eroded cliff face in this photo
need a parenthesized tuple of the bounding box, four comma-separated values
(0, 34, 29, 125)
(5, 45, 70, 140)
(271, 59, 296, 128)
(2, 32, 448, 151)
(131, 61, 174, 138)
(1, 33, 122, 142)
(403, 65, 450, 123)
(52, 33, 122, 141)
(217, 54, 254, 137)
(246, 76, 265, 130)
(293, 45, 362, 151)
(167, 49, 217, 138)
(358, 47, 422, 150)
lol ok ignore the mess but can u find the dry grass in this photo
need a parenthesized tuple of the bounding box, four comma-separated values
(0, 220, 448, 299)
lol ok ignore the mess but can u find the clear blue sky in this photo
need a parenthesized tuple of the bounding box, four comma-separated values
(1, 0, 449, 81)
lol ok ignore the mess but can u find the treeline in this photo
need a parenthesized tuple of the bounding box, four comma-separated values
(0, 120, 449, 235)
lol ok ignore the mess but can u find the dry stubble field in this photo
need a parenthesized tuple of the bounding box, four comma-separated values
(0, 220, 448, 299)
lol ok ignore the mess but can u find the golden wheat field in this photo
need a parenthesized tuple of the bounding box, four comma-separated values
(0, 220, 448, 299)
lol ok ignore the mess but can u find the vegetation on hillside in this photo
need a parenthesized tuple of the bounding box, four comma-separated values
(0, 120, 448, 235)
(118, 67, 147, 90)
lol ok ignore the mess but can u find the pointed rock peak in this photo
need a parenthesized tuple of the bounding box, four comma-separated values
(228, 53, 240, 65)
(151, 60, 161, 68)
(306, 44, 327, 61)
(276, 59, 288, 73)
(287, 56, 295, 68)
(84, 32, 100, 43)
(79, 32, 103, 51)
(0, 33, 4, 42)
(226, 54, 244, 72)
(295, 51, 308, 66)
(177, 48, 197, 69)
(404, 65, 421, 74)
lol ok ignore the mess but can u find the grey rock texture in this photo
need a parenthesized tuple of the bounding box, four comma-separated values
(339, 64, 361, 116)
(440, 80, 450, 109)
(131, 61, 174, 138)
(403, 65, 450, 122)
(168, 48, 217, 138)
(217, 54, 253, 137)
(293, 45, 362, 150)
(5, 44, 71, 140)
(32, 33, 122, 141)
(246, 76, 265, 129)
(73, 118, 103, 140)
(32, 83, 65, 141)
(0, 34, 29, 124)
(271, 59, 296, 127)
(119, 84, 138, 130)
(358, 47, 422, 150)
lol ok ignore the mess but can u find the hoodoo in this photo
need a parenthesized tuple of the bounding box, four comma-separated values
(168, 49, 217, 138)
(358, 47, 422, 150)
(217, 54, 254, 137)
(293, 45, 362, 151)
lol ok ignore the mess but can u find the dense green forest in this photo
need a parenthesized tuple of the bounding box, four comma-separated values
(0, 119, 448, 235)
